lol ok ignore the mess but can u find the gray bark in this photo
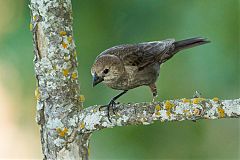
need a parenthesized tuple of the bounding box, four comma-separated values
(29, 0, 240, 159)
(30, 0, 89, 159)
(79, 98, 240, 133)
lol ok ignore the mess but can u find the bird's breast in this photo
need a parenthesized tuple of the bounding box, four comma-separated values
(105, 63, 160, 90)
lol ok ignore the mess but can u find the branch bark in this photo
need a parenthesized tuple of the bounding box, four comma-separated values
(78, 98, 240, 133)
(30, 0, 240, 160)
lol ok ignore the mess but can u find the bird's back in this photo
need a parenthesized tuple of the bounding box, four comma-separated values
(99, 39, 175, 69)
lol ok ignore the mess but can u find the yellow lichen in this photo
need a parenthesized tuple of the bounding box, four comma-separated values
(192, 98, 205, 104)
(155, 105, 161, 111)
(166, 110, 171, 117)
(56, 128, 61, 132)
(35, 87, 40, 100)
(56, 128, 68, 137)
(141, 117, 148, 123)
(155, 111, 160, 116)
(93, 108, 98, 113)
(33, 15, 37, 21)
(213, 97, 219, 102)
(62, 69, 69, 76)
(88, 147, 90, 156)
(217, 107, 225, 118)
(193, 108, 202, 116)
(186, 112, 191, 117)
(80, 122, 85, 129)
(79, 95, 85, 102)
(53, 65, 57, 70)
(165, 100, 174, 110)
(64, 55, 70, 61)
(67, 36, 73, 43)
(62, 42, 68, 49)
(29, 23, 33, 31)
(183, 109, 189, 113)
(73, 51, 77, 58)
(59, 31, 67, 36)
(71, 72, 78, 79)
(182, 98, 190, 103)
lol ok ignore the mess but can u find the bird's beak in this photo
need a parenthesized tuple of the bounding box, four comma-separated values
(92, 73, 104, 87)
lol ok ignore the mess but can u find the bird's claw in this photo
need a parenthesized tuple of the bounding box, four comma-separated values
(99, 104, 107, 111)
(152, 94, 158, 102)
(99, 100, 118, 122)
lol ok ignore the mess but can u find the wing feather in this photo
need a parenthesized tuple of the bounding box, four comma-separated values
(99, 39, 175, 70)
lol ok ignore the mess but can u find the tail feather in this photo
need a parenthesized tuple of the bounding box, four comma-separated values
(159, 37, 210, 63)
(173, 37, 210, 51)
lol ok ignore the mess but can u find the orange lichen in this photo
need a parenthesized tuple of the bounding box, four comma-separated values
(155, 105, 161, 111)
(213, 97, 219, 102)
(59, 31, 67, 36)
(62, 42, 68, 49)
(79, 95, 85, 102)
(165, 100, 174, 110)
(35, 87, 40, 100)
(56, 128, 68, 137)
(62, 69, 69, 76)
(192, 98, 205, 104)
(71, 72, 78, 79)
(182, 98, 190, 103)
(217, 107, 225, 118)
(80, 122, 85, 129)
(67, 36, 73, 43)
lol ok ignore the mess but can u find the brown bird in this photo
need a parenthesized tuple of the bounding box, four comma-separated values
(91, 37, 210, 119)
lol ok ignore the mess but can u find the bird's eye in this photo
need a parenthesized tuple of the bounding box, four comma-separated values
(103, 68, 109, 74)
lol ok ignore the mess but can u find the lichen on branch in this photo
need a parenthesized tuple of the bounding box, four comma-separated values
(78, 98, 240, 133)
(30, 0, 86, 159)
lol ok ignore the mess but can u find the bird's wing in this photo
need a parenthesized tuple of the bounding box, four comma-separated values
(100, 39, 175, 70)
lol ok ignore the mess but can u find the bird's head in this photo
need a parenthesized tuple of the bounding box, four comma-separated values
(91, 55, 124, 87)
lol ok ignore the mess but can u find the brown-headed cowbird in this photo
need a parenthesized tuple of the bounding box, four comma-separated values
(91, 37, 210, 119)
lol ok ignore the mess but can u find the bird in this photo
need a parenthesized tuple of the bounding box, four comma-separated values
(91, 37, 210, 120)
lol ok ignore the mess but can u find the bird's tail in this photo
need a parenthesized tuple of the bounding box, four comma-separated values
(173, 37, 210, 51)
(159, 37, 210, 63)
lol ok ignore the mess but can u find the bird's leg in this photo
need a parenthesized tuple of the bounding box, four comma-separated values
(149, 83, 158, 102)
(99, 90, 128, 122)
(109, 90, 128, 114)
(111, 90, 128, 103)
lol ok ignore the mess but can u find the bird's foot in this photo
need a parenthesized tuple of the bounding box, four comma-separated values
(99, 100, 118, 122)
(152, 93, 158, 102)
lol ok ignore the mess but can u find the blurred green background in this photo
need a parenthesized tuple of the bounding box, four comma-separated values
(0, 0, 239, 159)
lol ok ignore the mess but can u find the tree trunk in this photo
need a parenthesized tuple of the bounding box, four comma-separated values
(30, 0, 89, 159)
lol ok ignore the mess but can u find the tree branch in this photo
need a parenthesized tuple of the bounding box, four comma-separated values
(78, 98, 240, 133)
